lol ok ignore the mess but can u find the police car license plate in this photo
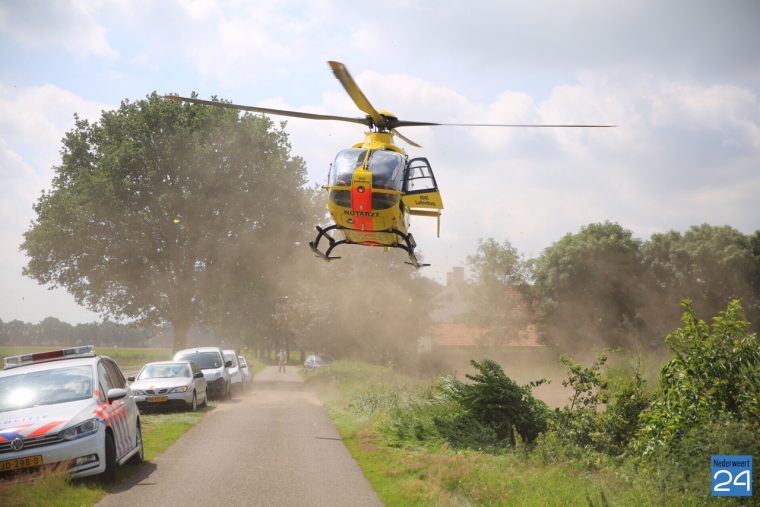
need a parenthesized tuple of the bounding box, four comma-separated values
(0, 455, 43, 471)
(147, 396, 169, 403)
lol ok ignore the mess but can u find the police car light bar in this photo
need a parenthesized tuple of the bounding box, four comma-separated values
(3, 345, 96, 369)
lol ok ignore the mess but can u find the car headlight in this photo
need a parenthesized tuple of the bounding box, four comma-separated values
(132, 389, 146, 395)
(168, 385, 189, 393)
(60, 418, 99, 441)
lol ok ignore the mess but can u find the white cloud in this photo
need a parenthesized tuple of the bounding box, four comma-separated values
(0, 84, 109, 323)
(0, 0, 117, 57)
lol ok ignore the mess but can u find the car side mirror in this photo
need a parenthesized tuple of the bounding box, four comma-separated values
(194, 372, 204, 379)
(107, 388, 127, 403)
(225, 360, 233, 368)
(127, 376, 135, 382)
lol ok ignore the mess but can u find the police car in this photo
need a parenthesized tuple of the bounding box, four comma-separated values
(0, 345, 143, 481)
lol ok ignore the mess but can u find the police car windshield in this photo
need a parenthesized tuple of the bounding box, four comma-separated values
(137, 363, 191, 380)
(175, 352, 222, 370)
(0, 365, 93, 412)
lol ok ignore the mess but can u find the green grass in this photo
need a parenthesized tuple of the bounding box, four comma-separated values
(308, 360, 708, 507)
(0, 408, 208, 506)
(140, 410, 207, 460)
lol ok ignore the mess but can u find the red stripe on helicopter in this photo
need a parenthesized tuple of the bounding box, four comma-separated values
(351, 184, 374, 232)
(27, 420, 65, 437)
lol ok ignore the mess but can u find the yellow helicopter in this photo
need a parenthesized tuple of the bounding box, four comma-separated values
(166, 61, 613, 268)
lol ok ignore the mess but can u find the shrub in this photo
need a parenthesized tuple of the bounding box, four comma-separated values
(645, 416, 760, 496)
(553, 351, 651, 456)
(457, 359, 550, 446)
(381, 362, 550, 451)
(635, 300, 760, 457)
(595, 369, 651, 456)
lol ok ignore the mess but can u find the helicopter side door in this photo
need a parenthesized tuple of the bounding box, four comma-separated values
(402, 157, 443, 211)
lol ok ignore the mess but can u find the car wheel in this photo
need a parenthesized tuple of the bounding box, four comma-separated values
(225, 381, 231, 400)
(103, 432, 117, 483)
(190, 391, 197, 412)
(130, 421, 144, 464)
(200, 389, 208, 407)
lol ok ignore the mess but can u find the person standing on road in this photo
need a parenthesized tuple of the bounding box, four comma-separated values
(277, 349, 287, 373)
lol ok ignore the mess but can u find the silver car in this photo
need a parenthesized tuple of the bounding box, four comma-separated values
(238, 356, 253, 388)
(222, 350, 243, 393)
(129, 361, 207, 412)
(173, 347, 231, 400)
(303, 354, 334, 374)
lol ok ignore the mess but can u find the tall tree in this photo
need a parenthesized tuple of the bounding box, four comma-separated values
(641, 224, 760, 335)
(464, 238, 534, 345)
(22, 93, 309, 350)
(533, 222, 644, 351)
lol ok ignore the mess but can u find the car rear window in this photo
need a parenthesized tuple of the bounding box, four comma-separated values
(174, 352, 222, 370)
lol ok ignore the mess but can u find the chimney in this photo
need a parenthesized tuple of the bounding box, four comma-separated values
(446, 266, 464, 286)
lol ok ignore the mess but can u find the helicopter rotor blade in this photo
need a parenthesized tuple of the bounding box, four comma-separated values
(389, 119, 616, 128)
(390, 129, 422, 148)
(327, 61, 386, 129)
(163, 95, 372, 127)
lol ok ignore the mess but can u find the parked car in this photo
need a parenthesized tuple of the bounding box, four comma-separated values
(0, 345, 143, 481)
(222, 350, 243, 393)
(173, 347, 231, 400)
(128, 360, 207, 412)
(303, 354, 334, 374)
(238, 356, 252, 388)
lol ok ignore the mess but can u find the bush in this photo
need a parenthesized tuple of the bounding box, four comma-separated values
(553, 352, 651, 457)
(595, 369, 651, 456)
(645, 416, 760, 497)
(457, 359, 550, 446)
(380, 362, 550, 451)
(635, 300, 760, 457)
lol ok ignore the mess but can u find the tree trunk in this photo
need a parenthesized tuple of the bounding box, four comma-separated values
(172, 319, 191, 353)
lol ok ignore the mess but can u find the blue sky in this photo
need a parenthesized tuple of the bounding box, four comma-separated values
(1, 0, 759, 324)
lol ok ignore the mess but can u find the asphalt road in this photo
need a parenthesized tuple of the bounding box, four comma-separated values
(97, 366, 382, 507)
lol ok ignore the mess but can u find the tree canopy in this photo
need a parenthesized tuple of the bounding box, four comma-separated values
(467, 222, 760, 352)
(463, 238, 534, 345)
(532, 221, 644, 350)
(22, 93, 310, 350)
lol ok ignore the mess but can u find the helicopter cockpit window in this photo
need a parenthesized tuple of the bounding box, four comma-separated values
(369, 150, 404, 210)
(329, 148, 366, 208)
(369, 151, 404, 191)
(329, 149, 366, 186)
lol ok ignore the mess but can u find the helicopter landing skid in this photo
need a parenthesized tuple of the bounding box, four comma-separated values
(309, 224, 347, 261)
(391, 229, 431, 269)
(308, 225, 430, 268)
